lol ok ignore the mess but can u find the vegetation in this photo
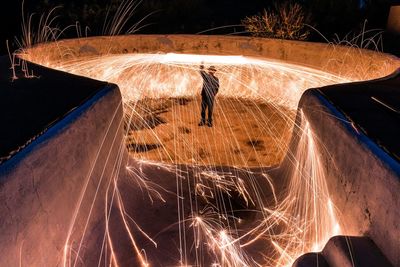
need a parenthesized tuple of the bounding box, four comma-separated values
(241, 2, 312, 40)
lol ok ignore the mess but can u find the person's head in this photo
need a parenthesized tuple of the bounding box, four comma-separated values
(208, 66, 217, 74)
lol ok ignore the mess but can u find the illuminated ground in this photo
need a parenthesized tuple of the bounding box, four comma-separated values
(126, 97, 294, 167)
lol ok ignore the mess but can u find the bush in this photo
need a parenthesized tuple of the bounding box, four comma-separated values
(241, 2, 312, 41)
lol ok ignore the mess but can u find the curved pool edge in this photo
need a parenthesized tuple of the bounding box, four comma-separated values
(22, 34, 400, 81)
(284, 78, 400, 266)
(0, 57, 127, 266)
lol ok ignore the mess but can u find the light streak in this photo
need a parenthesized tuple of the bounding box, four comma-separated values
(371, 96, 400, 114)
(25, 51, 350, 266)
(25, 53, 349, 110)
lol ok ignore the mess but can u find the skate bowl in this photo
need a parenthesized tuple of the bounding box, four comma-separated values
(0, 35, 399, 266)
(23, 34, 399, 81)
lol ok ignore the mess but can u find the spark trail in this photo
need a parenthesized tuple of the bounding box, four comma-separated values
(27, 52, 352, 266)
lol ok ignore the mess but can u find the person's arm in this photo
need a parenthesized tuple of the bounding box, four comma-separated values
(199, 64, 207, 79)
(215, 77, 219, 94)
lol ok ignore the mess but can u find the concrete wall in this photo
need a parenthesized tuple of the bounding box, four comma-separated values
(23, 35, 400, 81)
(293, 89, 400, 266)
(0, 83, 126, 266)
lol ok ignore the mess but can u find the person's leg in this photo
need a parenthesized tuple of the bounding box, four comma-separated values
(207, 97, 214, 126)
(199, 96, 206, 125)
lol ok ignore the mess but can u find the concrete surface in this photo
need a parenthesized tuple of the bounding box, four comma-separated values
(292, 253, 329, 267)
(322, 236, 393, 267)
(106, 161, 276, 266)
(0, 59, 126, 266)
(0, 56, 109, 163)
(22, 35, 400, 81)
(319, 71, 400, 161)
(287, 86, 400, 266)
(292, 236, 393, 267)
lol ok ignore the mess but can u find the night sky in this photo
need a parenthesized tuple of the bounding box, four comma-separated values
(0, 0, 398, 55)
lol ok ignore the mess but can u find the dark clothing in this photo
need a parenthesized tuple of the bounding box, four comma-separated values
(201, 95, 214, 124)
(200, 70, 219, 124)
(200, 70, 219, 98)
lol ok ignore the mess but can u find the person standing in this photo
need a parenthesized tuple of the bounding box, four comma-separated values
(199, 64, 219, 127)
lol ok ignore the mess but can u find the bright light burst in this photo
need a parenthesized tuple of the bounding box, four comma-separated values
(39, 53, 349, 110)
(28, 52, 351, 266)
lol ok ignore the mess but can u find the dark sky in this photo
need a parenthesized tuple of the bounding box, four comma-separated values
(0, 0, 396, 55)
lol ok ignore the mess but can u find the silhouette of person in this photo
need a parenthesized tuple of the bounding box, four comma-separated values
(199, 64, 219, 127)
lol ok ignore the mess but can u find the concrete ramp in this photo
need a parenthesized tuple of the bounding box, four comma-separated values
(0, 58, 126, 266)
(288, 72, 400, 266)
(293, 236, 392, 267)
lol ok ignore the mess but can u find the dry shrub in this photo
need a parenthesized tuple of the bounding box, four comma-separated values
(242, 2, 312, 41)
